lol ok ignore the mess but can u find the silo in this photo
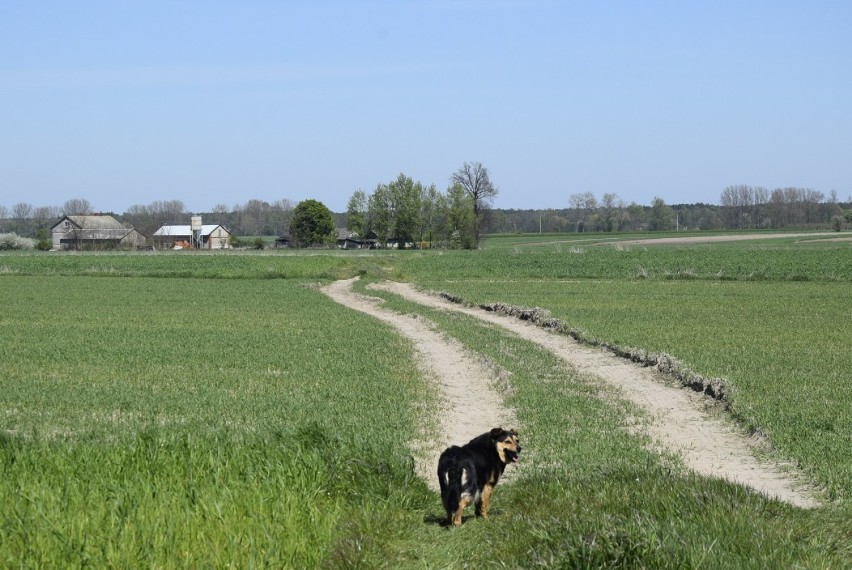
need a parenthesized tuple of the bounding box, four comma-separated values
(191, 216, 202, 248)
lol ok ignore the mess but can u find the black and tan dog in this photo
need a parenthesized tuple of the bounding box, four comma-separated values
(437, 427, 521, 526)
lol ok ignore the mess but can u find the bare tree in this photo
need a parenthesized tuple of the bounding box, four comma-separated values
(601, 192, 623, 232)
(568, 192, 597, 232)
(12, 202, 33, 220)
(62, 198, 93, 216)
(451, 161, 498, 247)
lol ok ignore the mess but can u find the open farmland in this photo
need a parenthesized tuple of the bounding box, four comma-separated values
(1, 234, 851, 567)
(398, 233, 852, 500)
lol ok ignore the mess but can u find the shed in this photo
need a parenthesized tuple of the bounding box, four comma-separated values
(153, 224, 232, 249)
(51, 215, 147, 250)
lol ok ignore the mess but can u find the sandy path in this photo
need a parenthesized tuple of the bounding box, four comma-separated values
(611, 232, 842, 246)
(366, 281, 820, 508)
(513, 231, 846, 248)
(322, 278, 517, 491)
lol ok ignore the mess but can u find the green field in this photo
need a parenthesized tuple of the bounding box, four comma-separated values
(1, 233, 850, 567)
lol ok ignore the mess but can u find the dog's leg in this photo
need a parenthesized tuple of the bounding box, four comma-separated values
(477, 484, 494, 518)
(453, 495, 473, 526)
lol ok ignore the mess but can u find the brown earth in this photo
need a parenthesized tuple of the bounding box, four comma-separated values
(610, 232, 847, 246)
(514, 231, 850, 248)
(323, 278, 819, 507)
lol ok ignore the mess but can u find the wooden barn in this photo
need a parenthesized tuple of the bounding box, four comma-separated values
(51, 215, 146, 250)
(153, 224, 232, 250)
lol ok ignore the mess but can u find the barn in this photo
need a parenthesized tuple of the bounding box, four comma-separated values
(153, 224, 232, 250)
(51, 215, 147, 250)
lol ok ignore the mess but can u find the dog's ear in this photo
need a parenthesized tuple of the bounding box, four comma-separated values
(490, 427, 503, 438)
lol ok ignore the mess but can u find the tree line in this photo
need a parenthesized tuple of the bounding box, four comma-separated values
(490, 187, 849, 234)
(345, 162, 497, 249)
(2, 180, 849, 244)
(718, 185, 847, 230)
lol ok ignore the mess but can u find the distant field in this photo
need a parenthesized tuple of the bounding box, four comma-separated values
(1, 234, 850, 567)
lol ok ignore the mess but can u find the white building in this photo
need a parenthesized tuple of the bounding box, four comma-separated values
(153, 224, 232, 250)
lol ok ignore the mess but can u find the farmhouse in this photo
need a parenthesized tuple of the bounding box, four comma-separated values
(51, 214, 147, 250)
(153, 224, 232, 249)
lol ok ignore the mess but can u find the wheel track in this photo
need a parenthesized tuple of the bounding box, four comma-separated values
(364, 280, 820, 508)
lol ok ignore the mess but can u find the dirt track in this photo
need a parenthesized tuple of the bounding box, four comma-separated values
(323, 278, 819, 507)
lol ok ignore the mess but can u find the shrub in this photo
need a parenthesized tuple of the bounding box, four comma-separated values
(0, 233, 35, 250)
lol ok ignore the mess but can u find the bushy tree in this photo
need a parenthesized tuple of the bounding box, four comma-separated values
(650, 197, 675, 231)
(447, 184, 476, 249)
(387, 174, 423, 246)
(367, 184, 393, 247)
(346, 190, 368, 238)
(290, 199, 335, 247)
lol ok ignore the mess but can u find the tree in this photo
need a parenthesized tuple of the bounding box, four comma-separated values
(451, 162, 497, 248)
(269, 199, 294, 236)
(123, 199, 185, 237)
(367, 184, 393, 247)
(650, 197, 675, 231)
(568, 192, 597, 232)
(346, 190, 368, 238)
(446, 184, 475, 249)
(387, 173, 423, 247)
(419, 184, 442, 247)
(12, 202, 33, 220)
(600, 193, 623, 232)
(290, 199, 335, 247)
(62, 198, 92, 216)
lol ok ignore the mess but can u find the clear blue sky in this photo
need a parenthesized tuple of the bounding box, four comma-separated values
(2, 0, 850, 214)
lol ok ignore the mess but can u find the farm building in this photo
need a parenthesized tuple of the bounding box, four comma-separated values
(51, 215, 147, 250)
(153, 224, 232, 249)
(336, 230, 377, 249)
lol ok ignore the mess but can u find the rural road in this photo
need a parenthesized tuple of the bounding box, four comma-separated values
(324, 278, 819, 508)
(322, 278, 518, 490)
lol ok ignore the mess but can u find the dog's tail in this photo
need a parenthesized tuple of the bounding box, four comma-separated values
(440, 459, 465, 521)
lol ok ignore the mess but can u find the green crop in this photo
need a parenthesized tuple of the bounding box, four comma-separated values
(1, 236, 850, 567)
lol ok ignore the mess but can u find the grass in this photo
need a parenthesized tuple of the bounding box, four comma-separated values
(1, 234, 851, 566)
(397, 244, 852, 503)
(0, 273, 433, 566)
(334, 285, 852, 567)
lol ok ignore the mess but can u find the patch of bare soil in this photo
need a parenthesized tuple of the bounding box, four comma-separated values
(608, 232, 835, 246)
(366, 281, 820, 509)
(321, 278, 518, 492)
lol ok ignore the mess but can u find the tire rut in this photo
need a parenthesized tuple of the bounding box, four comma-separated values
(366, 280, 820, 509)
(321, 278, 518, 492)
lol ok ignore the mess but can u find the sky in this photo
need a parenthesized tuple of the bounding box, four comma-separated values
(2, 0, 851, 214)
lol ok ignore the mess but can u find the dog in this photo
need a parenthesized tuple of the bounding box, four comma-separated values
(437, 427, 521, 526)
